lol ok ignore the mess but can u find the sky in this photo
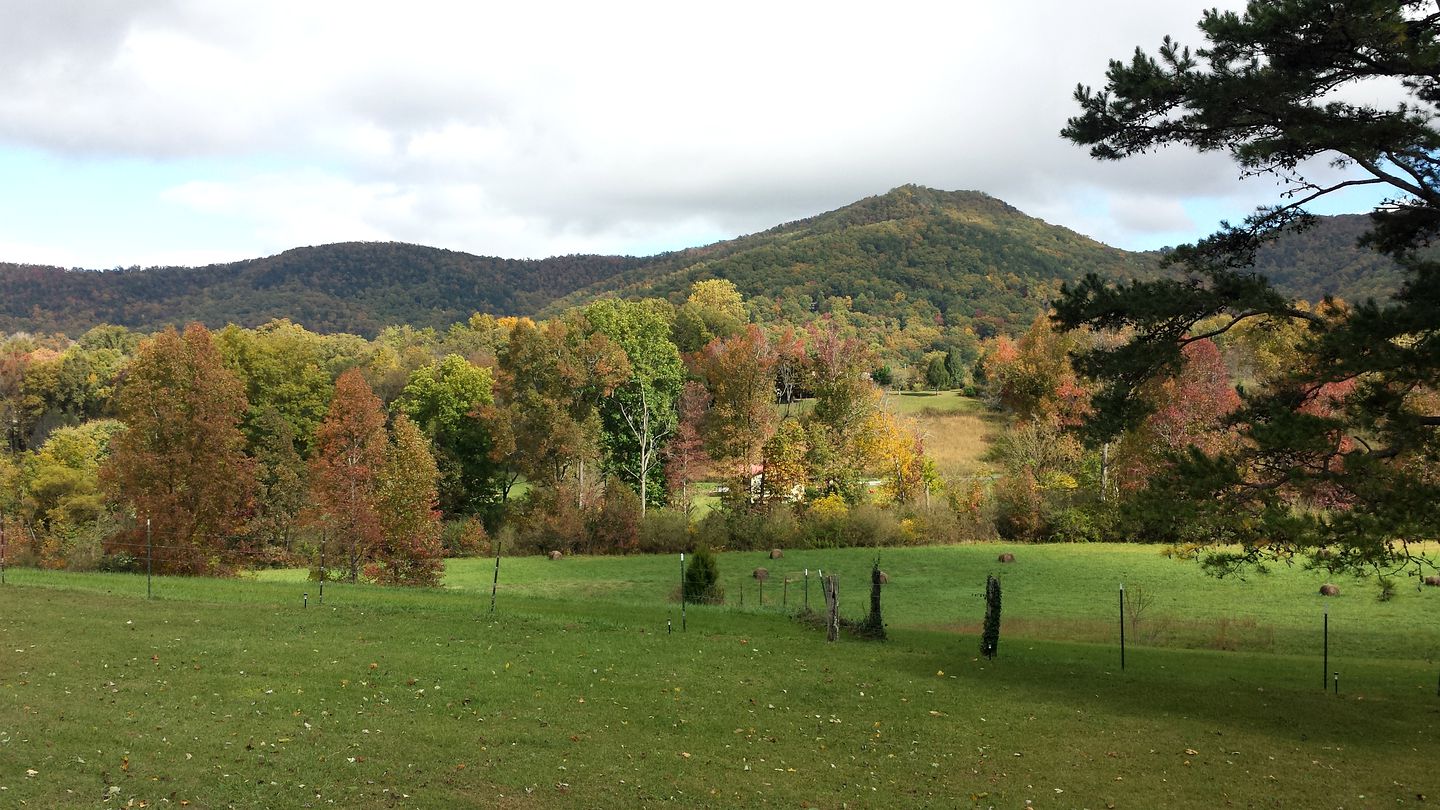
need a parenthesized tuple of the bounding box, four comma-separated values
(0, 0, 1399, 270)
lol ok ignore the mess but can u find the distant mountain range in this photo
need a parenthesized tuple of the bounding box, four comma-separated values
(0, 186, 1401, 337)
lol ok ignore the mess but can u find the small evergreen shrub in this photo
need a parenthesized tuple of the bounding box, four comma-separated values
(682, 545, 724, 604)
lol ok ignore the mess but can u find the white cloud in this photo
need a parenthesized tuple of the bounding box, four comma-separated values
(0, 0, 1400, 265)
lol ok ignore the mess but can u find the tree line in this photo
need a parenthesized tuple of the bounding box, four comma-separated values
(0, 279, 989, 582)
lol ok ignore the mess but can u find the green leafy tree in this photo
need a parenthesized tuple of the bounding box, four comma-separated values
(394, 354, 499, 517)
(583, 299, 684, 512)
(923, 354, 952, 390)
(216, 320, 333, 455)
(674, 279, 747, 353)
(247, 406, 310, 555)
(805, 322, 885, 500)
(20, 420, 123, 566)
(1057, 0, 1440, 571)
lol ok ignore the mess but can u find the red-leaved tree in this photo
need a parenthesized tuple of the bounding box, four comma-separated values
(311, 368, 387, 582)
(1114, 339, 1241, 490)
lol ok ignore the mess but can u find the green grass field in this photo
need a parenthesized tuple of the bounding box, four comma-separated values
(2, 543, 1437, 808)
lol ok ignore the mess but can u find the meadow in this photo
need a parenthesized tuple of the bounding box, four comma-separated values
(690, 392, 999, 513)
(888, 392, 998, 478)
(1, 543, 1436, 808)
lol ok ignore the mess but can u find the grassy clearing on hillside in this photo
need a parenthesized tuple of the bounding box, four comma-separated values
(885, 391, 985, 416)
(889, 393, 999, 478)
(777, 393, 998, 479)
(2, 544, 1437, 808)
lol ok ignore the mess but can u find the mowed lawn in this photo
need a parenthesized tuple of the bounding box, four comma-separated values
(1, 544, 1436, 808)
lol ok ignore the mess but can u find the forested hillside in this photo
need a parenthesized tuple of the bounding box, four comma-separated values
(0, 186, 1403, 338)
(1249, 213, 1403, 302)
(0, 244, 644, 336)
(545, 185, 1161, 337)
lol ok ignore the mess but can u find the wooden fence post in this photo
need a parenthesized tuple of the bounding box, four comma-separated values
(823, 574, 840, 642)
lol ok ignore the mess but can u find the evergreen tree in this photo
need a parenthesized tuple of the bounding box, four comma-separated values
(682, 545, 724, 604)
(1057, 0, 1440, 571)
(981, 575, 1002, 659)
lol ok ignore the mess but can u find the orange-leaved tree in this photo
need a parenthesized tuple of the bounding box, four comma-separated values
(310, 368, 387, 583)
(102, 324, 255, 575)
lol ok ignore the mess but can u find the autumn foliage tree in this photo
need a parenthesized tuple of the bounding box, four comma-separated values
(1112, 339, 1240, 491)
(310, 368, 387, 582)
(664, 380, 712, 520)
(805, 322, 886, 500)
(696, 324, 777, 494)
(372, 413, 444, 586)
(102, 324, 255, 575)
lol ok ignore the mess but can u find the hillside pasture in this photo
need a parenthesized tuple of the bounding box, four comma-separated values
(1, 543, 1436, 808)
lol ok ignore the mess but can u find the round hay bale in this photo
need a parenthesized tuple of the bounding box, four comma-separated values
(997, 553, 1016, 563)
(877, 571, 890, 584)
(1319, 583, 1340, 596)
(1423, 575, 1440, 587)
(769, 548, 784, 560)
(752, 567, 769, 582)
(548, 550, 562, 561)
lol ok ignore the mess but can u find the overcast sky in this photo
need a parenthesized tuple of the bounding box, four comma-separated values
(0, 0, 1394, 269)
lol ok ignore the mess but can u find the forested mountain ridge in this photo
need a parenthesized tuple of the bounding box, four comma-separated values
(1248, 213, 1403, 303)
(0, 243, 645, 336)
(544, 185, 1161, 335)
(0, 186, 1401, 337)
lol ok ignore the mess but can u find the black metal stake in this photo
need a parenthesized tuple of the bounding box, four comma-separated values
(1323, 606, 1329, 691)
(680, 552, 687, 632)
(1, 516, 7, 586)
(783, 577, 788, 608)
(146, 518, 153, 600)
(804, 568, 809, 610)
(489, 538, 503, 615)
(318, 541, 325, 606)
(1333, 671, 1339, 695)
(759, 579, 764, 607)
(1119, 583, 1126, 671)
